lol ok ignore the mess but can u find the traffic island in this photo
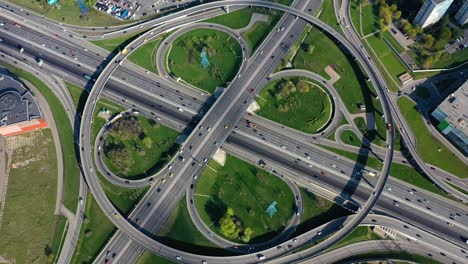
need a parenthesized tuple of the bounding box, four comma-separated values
(167, 28, 243, 93)
(256, 76, 333, 134)
(194, 155, 296, 244)
(101, 114, 179, 180)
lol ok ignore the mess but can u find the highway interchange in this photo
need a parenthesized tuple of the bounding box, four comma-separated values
(0, 0, 467, 263)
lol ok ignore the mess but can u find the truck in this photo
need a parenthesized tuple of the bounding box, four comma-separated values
(361, 168, 376, 177)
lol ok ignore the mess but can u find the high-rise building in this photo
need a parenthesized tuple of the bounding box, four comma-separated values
(431, 80, 468, 156)
(413, 0, 454, 28)
(455, 1, 468, 26)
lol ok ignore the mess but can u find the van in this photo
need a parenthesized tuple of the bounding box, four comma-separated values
(257, 254, 265, 260)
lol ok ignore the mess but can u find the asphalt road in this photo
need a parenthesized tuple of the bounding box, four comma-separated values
(0, 1, 464, 262)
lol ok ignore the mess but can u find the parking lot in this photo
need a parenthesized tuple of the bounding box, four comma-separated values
(94, 0, 137, 20)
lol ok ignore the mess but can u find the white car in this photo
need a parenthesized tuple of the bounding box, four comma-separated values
(79, 197, 84, 206)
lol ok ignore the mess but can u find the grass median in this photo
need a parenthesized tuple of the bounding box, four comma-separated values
(341, 130, 362, 147)
(195, 155, 295, 244)
(241, 9, 282, 52)
(168, 28, 242, 93)
(256, 77, 333, 134)
(397, 97, 468, 178)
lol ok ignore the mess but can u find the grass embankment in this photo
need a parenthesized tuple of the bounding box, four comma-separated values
(0, 130, 63, 263)
(242, 9, 282, 52)
(7, 0, 128, 26)
(204, 8, 254, 29)
(91, 30, 147, 53)
(320, 146, 452, 199)
(327, 226, 383, 252)
(0, 63, 80, 213)
(128, 38, 163, 73)
(295, 189, 350, 236)
(103, 116, 179, 179)
(318, 0, 342, 34)
(341, 130, 362, 147)
(70, 194, 114, 264)
(195, 155, 295, 243)
(397, 97, 468, 178)
(156, 196, 231, 256)
(168, 29, 242, 93)
(137, 252, 176, 264)
(338, 251, 443, 264)
(257, 77, 332, 134)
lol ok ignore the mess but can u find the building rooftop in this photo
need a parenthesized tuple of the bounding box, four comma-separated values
(436, 80, 468, 135)
(0, 68, 42, 127)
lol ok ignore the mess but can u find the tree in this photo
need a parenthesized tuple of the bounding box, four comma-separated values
(390, 4, 397, 12)
(433, 51, 443, 63)
(226, 207, 234, 217)
(219, 215, 239, 238)
(241, 227, 254, 243)
(423, 56, 434, 69)
(407, 29, 417, 39)
(142, 137, 152, 149)
(394, 10, 401, 19)
(423, 34, 435, 48)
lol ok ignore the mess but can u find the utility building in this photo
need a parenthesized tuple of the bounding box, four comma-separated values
(431, 80, 468, 156)
(413, 0, 454, 28)
(455, 0, 468, 26)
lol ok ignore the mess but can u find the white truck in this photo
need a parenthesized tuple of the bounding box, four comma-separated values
(36, 58, 43, 66)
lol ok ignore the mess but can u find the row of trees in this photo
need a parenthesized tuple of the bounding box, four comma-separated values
(219, 208, 254, 242)
(377, 1, 402, 38)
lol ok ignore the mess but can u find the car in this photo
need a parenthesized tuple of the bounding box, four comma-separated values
(203, 158, 208, 163)
(79, 197, 84, 206)
(224, 124, 229, 129)
(168, 165, 173, 170)
(331, 164, 336, 168)
(317, 231, 322, 236)
(169, 173, 174, 178)
(206, 127, 211, 132)
(179, 156, 185, 162)
(114, 213, 120, 219)
(280, 145, 286, 149)
(202, 261, 207, 264)
(176, 256, 182, 260)
(161, 178, 166, 183)
(292, 238, 297, 243)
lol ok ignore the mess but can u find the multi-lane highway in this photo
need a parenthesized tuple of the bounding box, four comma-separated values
(1, 1, 463, 259)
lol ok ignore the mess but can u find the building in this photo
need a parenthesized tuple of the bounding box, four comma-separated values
(413, 0, 454, 28)
(455, 1, 468, 26)
(0, 68, 47, 137)
(398, 72, 413, 84)
(431, 80, 468, 156)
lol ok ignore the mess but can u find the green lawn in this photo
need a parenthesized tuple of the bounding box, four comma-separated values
(365, 34, 407, 91)
(415, 85, 431, 99)
(341, 130, 362, 147)
(318, 0, 342, 34)
(397, 97, 468, 178)
(204, 8, 254, 29)
(168, 28, 242, 93)
(256, 77, 332, 134)
(241, 9, 282, 52)
(295, 189, 350, 236)
(128, 38, 163, 73)
(70, 194, 115, 264)
(92, 99, 127, 142)
(338, 251, 443, 264)
(326, 226, 383, 252)
(156, 196, 232, 256)
(0, 63, 80, 213)
(136, 252, 176, 264)
(195, 155, 295, 243)
(447, 182, 468, 195)
(360, 3, 380, 36)
(103, 116, 180, 179)
(7, 0, 129, 27)
(293, 28, 376, 115)
(0, 129, 62, 263)
(349, 0, 361, 35)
